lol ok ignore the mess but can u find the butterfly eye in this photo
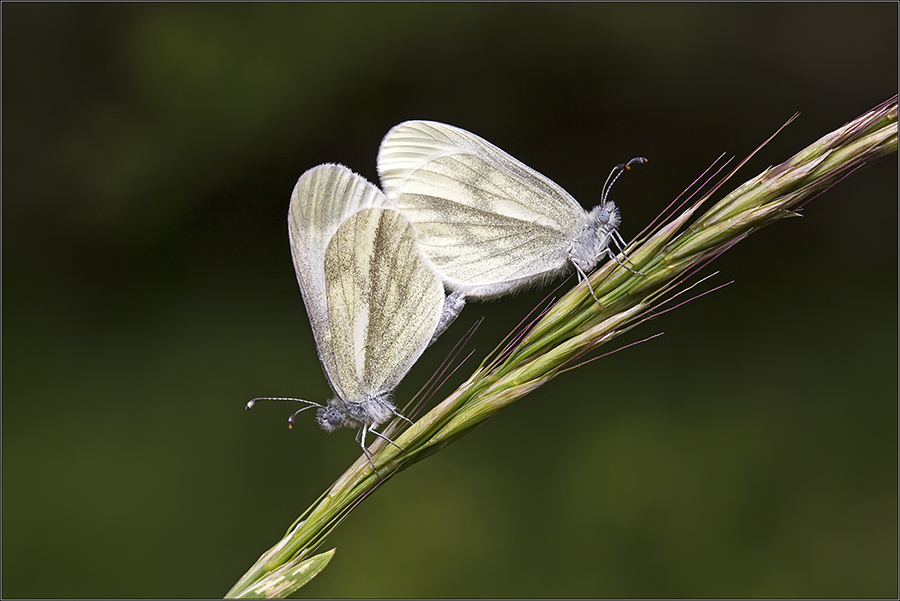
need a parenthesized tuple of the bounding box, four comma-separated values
(324, 407, 343, 426)
(596, 208, 610, 224)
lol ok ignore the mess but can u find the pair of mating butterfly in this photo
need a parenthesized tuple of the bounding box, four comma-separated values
(248, 120, 645, 471)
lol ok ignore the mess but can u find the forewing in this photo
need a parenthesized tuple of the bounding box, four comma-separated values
(377, 121, 587, 295)
(288, 164, 390, 399)
(323, 208, 445, 399)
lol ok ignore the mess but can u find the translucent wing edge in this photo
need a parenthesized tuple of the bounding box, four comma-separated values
(435, 261, 572, 299)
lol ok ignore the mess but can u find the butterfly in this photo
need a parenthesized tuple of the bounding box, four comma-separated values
(378, 120, 644, 300)
(248, 164, 464, 474)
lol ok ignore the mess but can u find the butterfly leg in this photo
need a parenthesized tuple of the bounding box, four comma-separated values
(572, 261, 602, 303)
(388, 404, 413, 425)
(607, 248, 645, 276)
(370, 427, 406, 452)
(607, 231, 645, 276)
(356, 425, 381, 478)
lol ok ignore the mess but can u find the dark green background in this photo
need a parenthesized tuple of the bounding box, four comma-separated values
(4, 3, 897, 598)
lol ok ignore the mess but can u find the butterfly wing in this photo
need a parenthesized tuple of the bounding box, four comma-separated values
(288, 164, 391, 400)
(323, 208, 446, 399)
(377, 120, 589, 298)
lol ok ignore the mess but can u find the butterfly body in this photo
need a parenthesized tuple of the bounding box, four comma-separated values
(316, 392, 394, 434)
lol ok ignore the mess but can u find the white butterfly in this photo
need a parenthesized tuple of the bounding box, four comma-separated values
(248, 164, 464, 472)
(377, 120, 644, 300)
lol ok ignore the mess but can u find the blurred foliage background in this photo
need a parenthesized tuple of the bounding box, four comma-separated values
(3, 3, 896, 598)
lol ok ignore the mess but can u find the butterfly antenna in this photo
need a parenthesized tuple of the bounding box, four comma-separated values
(601, 156, 647, 205)
(287, 404, 319, 429)
(246, 396, 322, 410)
(245, 397, 323, 429)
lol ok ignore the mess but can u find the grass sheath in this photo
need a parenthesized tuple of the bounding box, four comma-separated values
(226, 97, 897, 598)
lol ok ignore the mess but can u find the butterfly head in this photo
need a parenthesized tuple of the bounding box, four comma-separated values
(316, 400, 347, 432)
(316, 395, 396, 432)
(569, 201, 621, 271)
(589, 200, 621, 232)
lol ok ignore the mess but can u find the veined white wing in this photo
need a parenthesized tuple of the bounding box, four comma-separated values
(377, 120, 624, 299)
(322, 206, 446, 404)
(288, 164, 391, 401)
